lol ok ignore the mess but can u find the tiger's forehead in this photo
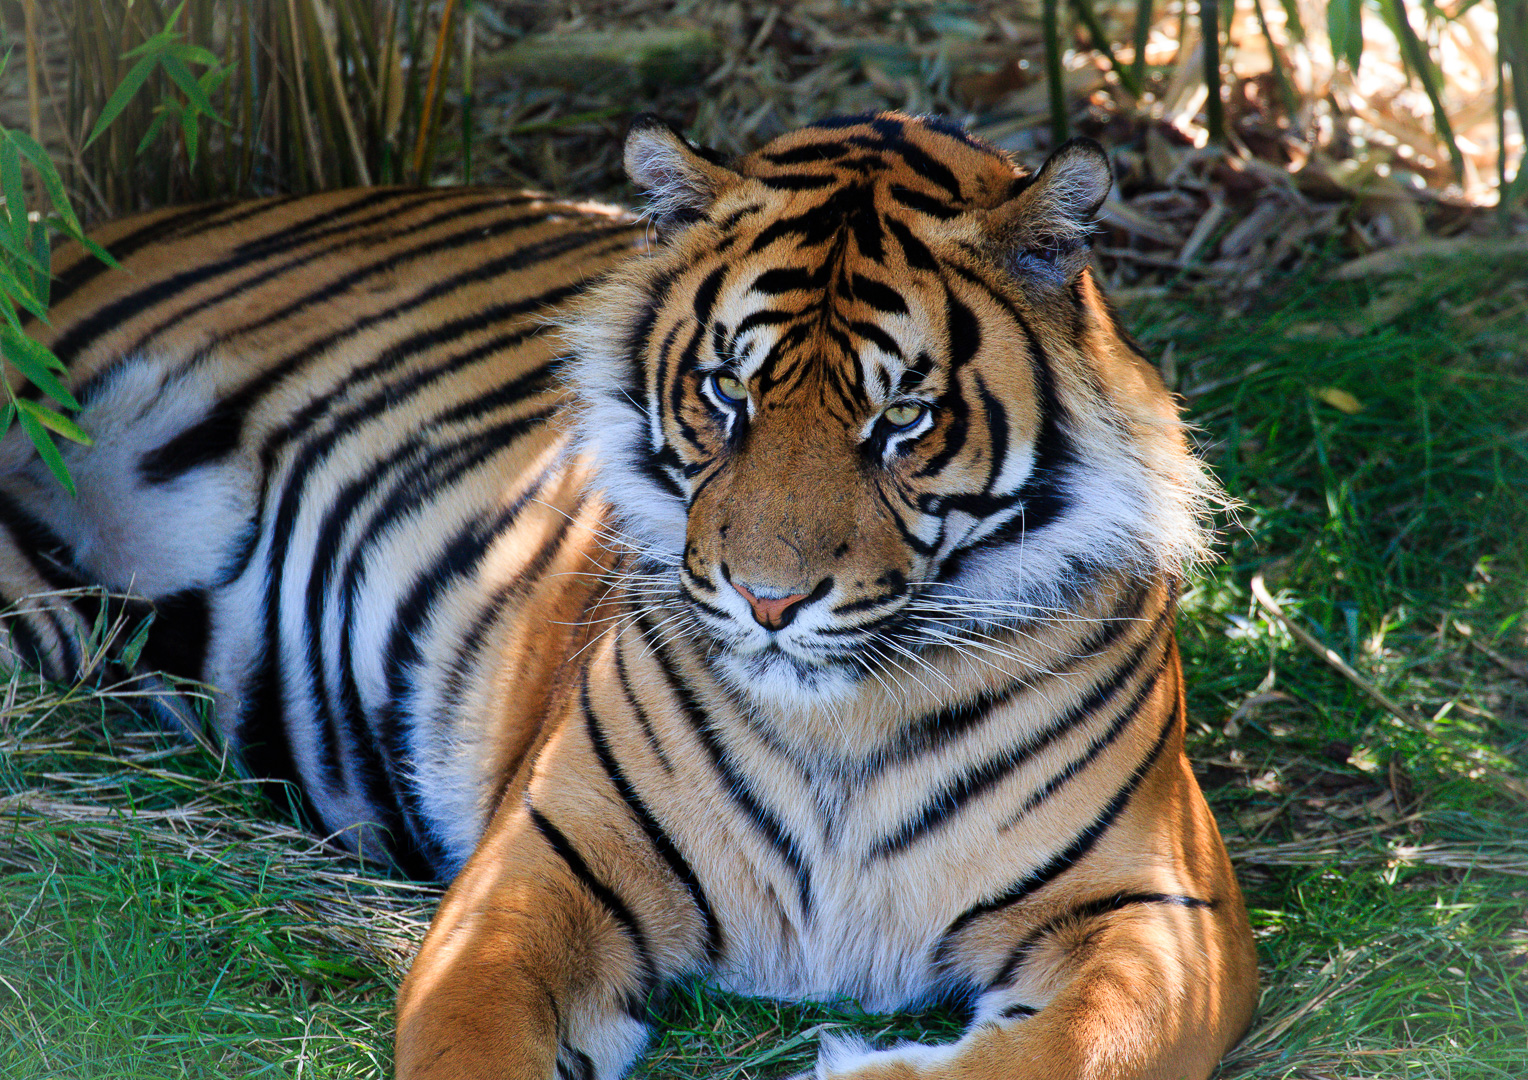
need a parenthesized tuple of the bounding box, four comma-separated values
(735, 113, 1022, 210)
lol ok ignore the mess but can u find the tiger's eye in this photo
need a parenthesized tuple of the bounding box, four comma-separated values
(882, 403, 925, 429)
(712, 373, 748, 404)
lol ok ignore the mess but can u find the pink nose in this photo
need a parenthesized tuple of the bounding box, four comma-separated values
(732, 582, 809, 630)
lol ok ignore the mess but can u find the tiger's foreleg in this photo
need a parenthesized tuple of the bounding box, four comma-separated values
(804, 867, 1256, 1080)
(395, 713, 711, 1080)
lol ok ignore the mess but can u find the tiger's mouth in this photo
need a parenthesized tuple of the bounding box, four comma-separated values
(675, 570, 928, 703)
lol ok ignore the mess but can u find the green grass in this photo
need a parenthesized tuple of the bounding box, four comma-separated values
(2, 251, 1526, 1078)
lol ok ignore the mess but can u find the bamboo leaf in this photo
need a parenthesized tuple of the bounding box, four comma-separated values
(1277, 0, 1306, 42)
(120, 612, 155, 668)
(15, 405, 76, 496)
(1329, 0, 1365, 71)
(85, 53, 158, 148)
(161, 51, 221, 120)
(15, 400, 92, 446)
(180, 104, 200, 167)
(0, 282, 26, 333)
(16, 398, 93, 446)
(1384, 0, 1465, 180)
(137, 110, 171, 157)
(9, 130, 84, 234)
(0, 218, 49, 280)
(2, 329, 79, 408)
(0, 137, 26, 244)
(28, 219, 51, 307)
(0, 257, 49, 322)
(172, 43, 222, 69)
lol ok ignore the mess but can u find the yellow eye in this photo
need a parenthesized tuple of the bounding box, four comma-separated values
(712, 373, 747, 404)
(882, 403, 926, 430)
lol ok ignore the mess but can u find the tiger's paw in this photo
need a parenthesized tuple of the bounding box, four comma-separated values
(789, 1029, 956, 1080)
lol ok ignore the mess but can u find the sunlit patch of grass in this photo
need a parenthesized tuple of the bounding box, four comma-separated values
(1144, 249, 1528, 1078)
(0, 669, 421, 1079)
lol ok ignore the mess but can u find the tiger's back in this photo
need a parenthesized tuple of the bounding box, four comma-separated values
(4, 114, 1258, 1080)
(4, 187, 643, 876)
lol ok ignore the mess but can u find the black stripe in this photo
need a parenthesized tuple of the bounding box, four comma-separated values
(373, 463, 559, 874)
(934, 705, 1179, 964)
(233, 214, 621, 348)
(999, 1002, 1038, 1019)
(137, 588, 211, 684)
(850, 273, 909, 314)
(40, 203, 236, 318)
(991, 892, 1215, 988)
(850, 320, 902, 360)
(692, 265, 727, 325)
(257, 279, 583, 470)
(885, 216, 937, 271)
(752, 267, 825, 295)
(714, 202, 764, 231)
(305, 405, 557, 790)
(254, 320, 559, 798)
(49, 189, 475, 367)
(873, 117, 963, 197)
(640, 616, 814, 919)
(138, 404, 244, 483)
(756, 173, 839, 191)
(615, 644, 676, 775)
(888, 185, 960, 220)
(0, 595, 50, 674)
(528, 804, 656, 987)
(868, 608, 1168, 858)
(996, 650, 1171, 833)
(584, 673, 723, 964)
(0, 490, 82, 593)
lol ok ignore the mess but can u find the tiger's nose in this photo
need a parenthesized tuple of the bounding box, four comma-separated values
(731, 581, 811, 630)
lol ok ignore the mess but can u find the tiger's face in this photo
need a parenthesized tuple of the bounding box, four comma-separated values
(570, 113, 1215, 706)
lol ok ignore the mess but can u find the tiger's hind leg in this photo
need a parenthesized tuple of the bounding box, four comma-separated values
(0, 355, 256, 703)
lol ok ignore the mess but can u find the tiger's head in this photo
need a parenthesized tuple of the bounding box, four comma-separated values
(567, 113, 1218, 706)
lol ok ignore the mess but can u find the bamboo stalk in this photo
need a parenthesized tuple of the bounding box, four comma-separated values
(1131, 0, 1154, 97)
(1071, 0, 1142, 97)
(1200, 0, 1226, 143)
(1384, 0, 1464, 181)
(1252, 0, 1299, 115)
(22, 0, 41, 149)
(311, 0, 372, 185)
(1042, 0, 1068, 145)
(411, 0, 457, 183)
(285, 0, 325, 188)
(461, 0, 474, 184)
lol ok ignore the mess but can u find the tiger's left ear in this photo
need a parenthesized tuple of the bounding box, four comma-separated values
(625, 114, 740, 237)
(987, 138, 1112, 288)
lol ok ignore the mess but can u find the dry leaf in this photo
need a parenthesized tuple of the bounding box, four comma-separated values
(1313, 387, 1365, 414)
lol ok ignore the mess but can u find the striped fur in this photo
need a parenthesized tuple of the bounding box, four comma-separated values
(3, 113, 1257, 1079)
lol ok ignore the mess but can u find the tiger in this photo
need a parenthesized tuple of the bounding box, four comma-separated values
(2, 112, 1257, 1079)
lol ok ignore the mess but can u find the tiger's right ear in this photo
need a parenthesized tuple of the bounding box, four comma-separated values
(624, 114, 739, 236)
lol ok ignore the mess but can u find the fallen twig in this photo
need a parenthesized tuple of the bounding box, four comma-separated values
(1250, 573, 1528, 802)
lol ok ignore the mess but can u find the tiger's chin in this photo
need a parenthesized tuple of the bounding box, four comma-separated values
(713, 642, 867, 713)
